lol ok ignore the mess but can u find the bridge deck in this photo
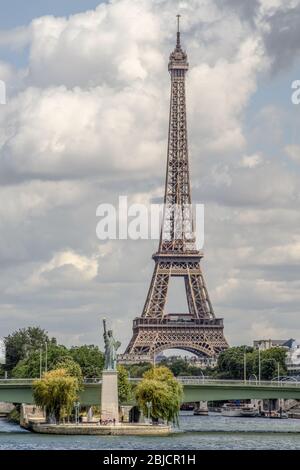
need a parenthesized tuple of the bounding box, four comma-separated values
(1, 378, 300, 405)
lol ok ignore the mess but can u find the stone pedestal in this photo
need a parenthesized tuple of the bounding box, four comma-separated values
(101, 370, 119, 423)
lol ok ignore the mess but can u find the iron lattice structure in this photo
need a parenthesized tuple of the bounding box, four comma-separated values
(121, 18, 228, 363)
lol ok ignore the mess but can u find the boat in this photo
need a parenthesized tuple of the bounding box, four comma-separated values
(266, 410, 288, 419)
(193, 408, 208, 416)
(180, 403, 194, 411)
(221, 403, 243, 417)
(240, 404, 259, 417)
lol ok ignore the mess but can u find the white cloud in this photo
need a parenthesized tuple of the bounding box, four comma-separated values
(260, 239, 300, 264)
(45, 250, 98, 279)
(0, 0, 300, 348)
(285, 144, 300, 163)
(28, 3, 163, 88)
(0, 84, 165, 180)
(240, 153, 263, 168)
(0, 26, 30, 50)
(0, 61, 14, 83)
(0, 2, 269, 183)
(187, 36, 266, 155)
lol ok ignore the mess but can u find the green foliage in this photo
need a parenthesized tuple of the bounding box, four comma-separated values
(258, 347, 287, 380)
(54, 357, 83, 384)
(126, 359, 212, 378)
(158, 357, 214, 377)
(117, 365, 132, 404)
(4, 327, 56, 373)
(11, 350, 41, 378)
(143, 365, 175, 382)
(33, 369, 80, 422)
(217, 346, 287, 380)
(11, 341, 104, 380)
(160, 358, 188, 376)
(69, 345, 104, 378)
(126, 362, 152, 378)
(12, 344, 70, 378)
(135, 366, 183, 425)
(7, 407, 20, 424)
(217, 346, 250, 379)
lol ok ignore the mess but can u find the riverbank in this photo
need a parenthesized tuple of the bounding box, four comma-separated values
(29, 422, 171, 436)
(2, 413, 300, 449)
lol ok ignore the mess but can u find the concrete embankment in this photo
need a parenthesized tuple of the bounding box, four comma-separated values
(29, 422, 171, 436)
(0, 402, 15, 417)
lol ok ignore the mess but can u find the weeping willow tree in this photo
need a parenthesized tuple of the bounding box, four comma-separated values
(135, 366, 183, 425)
(33, 368, 80, 423)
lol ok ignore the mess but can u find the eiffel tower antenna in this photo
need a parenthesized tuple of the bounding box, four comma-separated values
(176, 14, 181, 48)
(120, 19, 228, 364)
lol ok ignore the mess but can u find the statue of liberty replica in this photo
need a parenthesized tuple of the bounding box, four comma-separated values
(101, 318, 121, 423)
(103, 319, 121, 370)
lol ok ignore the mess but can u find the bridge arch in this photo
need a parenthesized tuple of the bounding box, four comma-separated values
(153, 343, 215, 359)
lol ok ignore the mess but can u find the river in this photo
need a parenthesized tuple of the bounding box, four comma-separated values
(1, 412, 300, 450)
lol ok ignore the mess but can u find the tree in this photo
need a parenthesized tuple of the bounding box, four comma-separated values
(4, 327, 56, 373)
(126, 362, 152, 378)
(33, 368, 80, 423)
(11, 342, 105, 380)
(12, 344, 70, 378)
(158, 357, 214, 377)
(254, 347, 287, 380)
(69, 345, 104, 378)
(217, 346, 253, 379)
(54, 357, 83, 384)
(217, 346, 287, 380)
(135, 366, 183, 425)
(117, 365, 132, 403)
(159, 357, 190, 376)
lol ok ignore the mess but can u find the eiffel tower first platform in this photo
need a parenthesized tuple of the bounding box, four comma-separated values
(120, 17, 228, 364)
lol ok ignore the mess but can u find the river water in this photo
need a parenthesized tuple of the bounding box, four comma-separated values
(1, 412, 300, 450)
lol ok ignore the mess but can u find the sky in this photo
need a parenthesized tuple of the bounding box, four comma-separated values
(0, 0, 300, 352)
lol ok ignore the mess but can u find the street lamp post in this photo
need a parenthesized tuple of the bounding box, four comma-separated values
(39, 348, 42, 379)
(258, 348, 261, 384)
(244, 352, 247, 384)
(45, 342, 48, 373)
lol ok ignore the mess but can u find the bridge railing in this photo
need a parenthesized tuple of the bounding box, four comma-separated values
(0, 378, 105, 385)
(0, 378, 35, 385)
(1, 377, 299, 388)
(0, 377, 141, 385)
(177, 377, 300, 387)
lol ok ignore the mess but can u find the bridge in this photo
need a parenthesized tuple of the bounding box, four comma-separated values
(1, 377, 300, 405)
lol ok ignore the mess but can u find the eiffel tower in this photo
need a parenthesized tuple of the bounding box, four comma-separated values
(121, 17, 228, 363)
